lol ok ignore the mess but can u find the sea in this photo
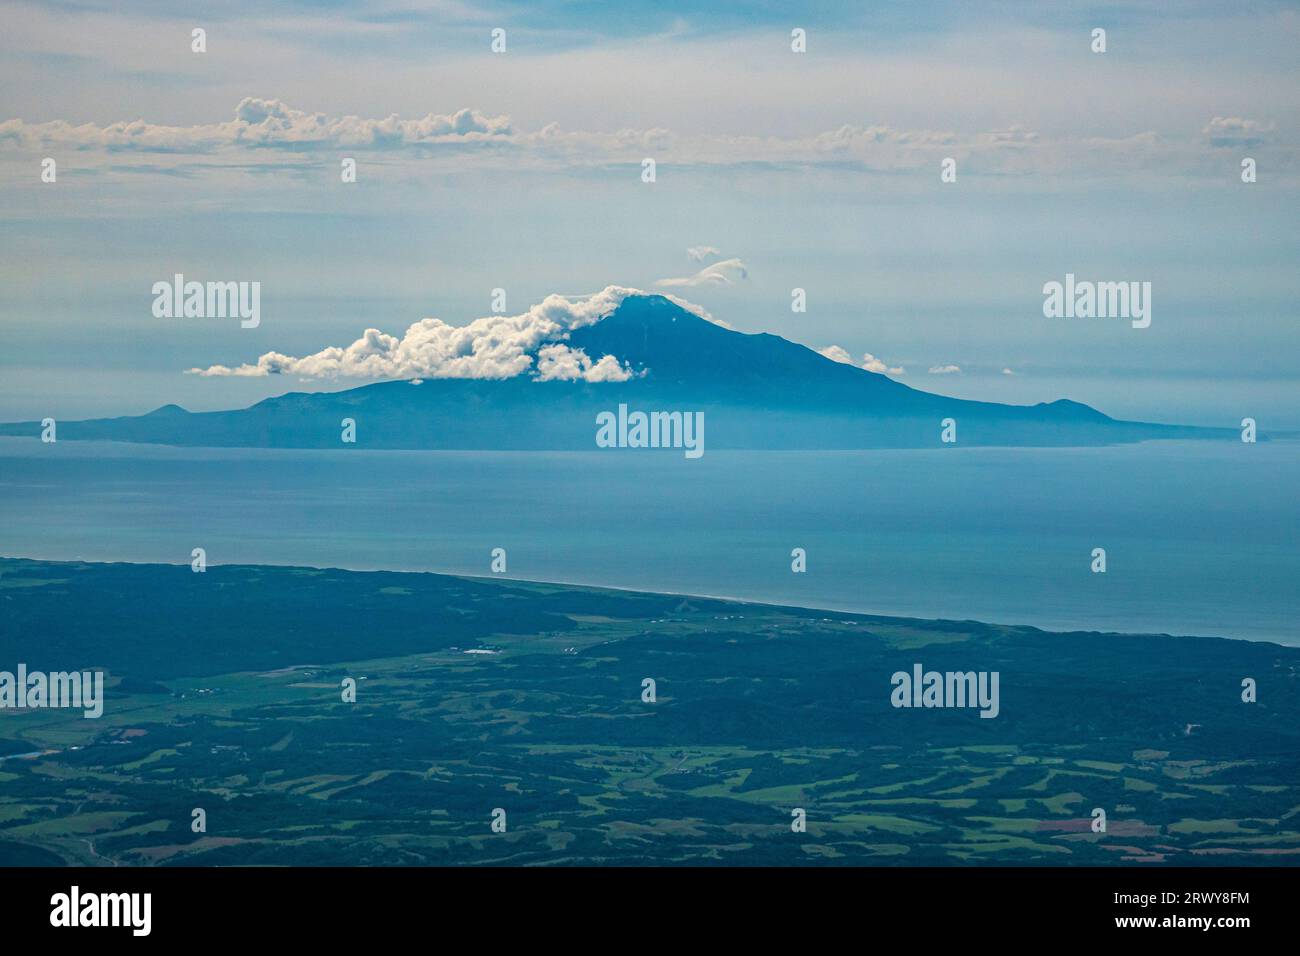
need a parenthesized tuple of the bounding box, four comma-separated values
(0, 437, 1295, 644)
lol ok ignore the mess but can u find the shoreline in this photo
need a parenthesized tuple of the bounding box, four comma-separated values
(0, 552, 1272, 649)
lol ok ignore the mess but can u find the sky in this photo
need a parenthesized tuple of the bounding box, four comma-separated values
(1, 0, 1297, 427)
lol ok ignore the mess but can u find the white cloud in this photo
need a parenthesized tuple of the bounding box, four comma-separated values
(0, 97, 512, 153)
(188, 285, 651, 381)
(656, 257, 748, 288)
(818, 345, 854, 365)
(534, 343, 636, 382)
(862, 353, 905, 376)
(687, 245, 722, 262)
(5, 98, 1293, 185)
(928, 364, 961, 375)
(818, 345, 904, 376)
(1001, 367, 1015, 376)
(1203, 116, 1276, 148)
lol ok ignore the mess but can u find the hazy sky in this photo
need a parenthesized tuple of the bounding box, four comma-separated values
(1, 0, 1297, 426)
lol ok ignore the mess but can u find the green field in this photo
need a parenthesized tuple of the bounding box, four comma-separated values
(2, 557, 1298, 866)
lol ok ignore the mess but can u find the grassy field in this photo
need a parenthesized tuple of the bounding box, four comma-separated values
(2, 556, 1298, 866)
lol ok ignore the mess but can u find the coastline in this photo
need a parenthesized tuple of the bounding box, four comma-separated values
(0, 552, 1269, 648)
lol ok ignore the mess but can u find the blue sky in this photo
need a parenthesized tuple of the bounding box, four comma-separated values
(1, 0, 1297, 426)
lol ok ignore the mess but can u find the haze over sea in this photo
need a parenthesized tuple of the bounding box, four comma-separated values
(1, 437, 1295, 645)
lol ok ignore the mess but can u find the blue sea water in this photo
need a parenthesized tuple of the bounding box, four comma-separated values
(0, 437, 1295, 644)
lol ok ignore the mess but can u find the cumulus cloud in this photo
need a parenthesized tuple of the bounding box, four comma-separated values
(862, 353, 905, 375)
(533, 343, 637, 382)
(0, 99, 1040, 175)
(1203, 116, 1276, 148)
(817, 345, 854, 365)
(0, 97, 512, 153)
(656, 257, 748, 288)
(818, 345, 904, 376)
(1002, 367, 1015, 375)
(686, 245, 722, 262)
(8, 98, 1284, 184)
(928, 364, 961, 375)
(188, 286, 655, 382)
(0, 104, 965, 168)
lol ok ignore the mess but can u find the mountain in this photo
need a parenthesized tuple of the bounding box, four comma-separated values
(0, 294, 1236, 449)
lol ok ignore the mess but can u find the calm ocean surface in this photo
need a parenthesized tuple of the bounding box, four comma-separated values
(0, 437, 1295, 644)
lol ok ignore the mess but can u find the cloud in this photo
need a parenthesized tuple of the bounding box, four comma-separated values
(533, 343, 638, 383)
(817, 345, 904, 376)
(1203, 116, 1276, 148)
(8, 100, 1296, 191)
(686, 245, 722, 262)
(656, 257, 748, 288)
(928, 364, 961, 375)
(0, 97, 512, 153)
(0, 99, 1110, 174)
(817, 345, 854, 365)
(188, 285, 660, 382)
(862, 353, 905, 375)
(1001, 367, 1015, 375)
(2, 110, 941, 181)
